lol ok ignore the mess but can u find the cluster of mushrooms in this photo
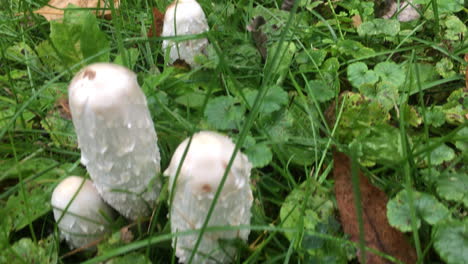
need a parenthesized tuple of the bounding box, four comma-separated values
(51, 1, 252, 263)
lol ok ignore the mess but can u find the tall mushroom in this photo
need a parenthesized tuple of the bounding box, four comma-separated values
(51, 176, 114, 249)
(161, 0, 209, 67)
(68, 63, 161, 220)
(164, 131, 253, 263)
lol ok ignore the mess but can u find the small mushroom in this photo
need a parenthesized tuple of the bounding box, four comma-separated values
(161, 0, 209, 67)
(51, 176, 114, 249)
(164, 131, 253, 264)
(68, 63, 161, 220)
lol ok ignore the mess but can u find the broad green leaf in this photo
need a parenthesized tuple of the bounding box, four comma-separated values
(267, 41, 296, 84)
(244, 85, 288, 114)
(49, 6, 109, 72)
(336, 39, 375, 59)
(374, 61, 405, 88)
(423, 106, 446, 127)
(443, 15, 467, 41)
(204, 96, 245, 130)
(347, 62, 378, 89)
(453, 127, 468, 160)
(244, 142, 273, 168)
(429, 143, 455, 165)
(404, 105, 422, 127)
(357, 125, 403, 166)
(357, 19, 400, 36)
(433, 220, 468, 264)
(308, 80, 334, 102)
(280, 181, 348, 262)
(442, 89, 468, 125)
(335, 92, 390, 144)
(387, 190, 450, 232)
(5, 42, 41, 68)
(175, 92, 206, 108)
(0, 238, 56, 264)
(295, 49, 327, 66)
(413, 0, 464, 14)
(436, 172, 468, 207)
(80, 12, 109, 63)
(435, 58, 456, 78)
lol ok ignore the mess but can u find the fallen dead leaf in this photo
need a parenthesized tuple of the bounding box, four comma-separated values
(120, 226, 134, 243)
(333, 151, 417, 264)
(34, 0, 120, 21)
(55, 96, 71, 120)
(352, 15, 362, 28)
(148, 7, 165, 38)
(246, 16, 268, 59)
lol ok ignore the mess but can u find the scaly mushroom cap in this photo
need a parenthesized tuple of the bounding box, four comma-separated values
(68, 63, 161, 220)
(51, 176, 114, 249)
(161, 0, 209, 67)
(164, 131, 253, 264)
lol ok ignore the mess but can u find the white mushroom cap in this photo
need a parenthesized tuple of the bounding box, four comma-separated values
(164, 131, 253, 263)
(51, 176, 114, 250)
(68, 63, 161, 220)
(161, 0, 209, 67)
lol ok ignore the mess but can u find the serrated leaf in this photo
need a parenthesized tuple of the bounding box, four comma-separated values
(80, 12, 109, 63)
(436, 173, 468, 207)
(49, 7, 109, 72)
(387, 190, 450, 232)
(204, 96, 245, 130)
(433, 220, 468, 264)
(347, 62, 378, 89)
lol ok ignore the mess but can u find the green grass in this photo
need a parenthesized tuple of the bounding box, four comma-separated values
(1, 0, 467, 263)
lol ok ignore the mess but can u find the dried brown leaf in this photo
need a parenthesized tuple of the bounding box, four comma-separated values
(352, 15, 362, 28)
(147, 7, 165, 38)
(333, 151, 417, 264)
(34, 0, 120, 21)
(247, 16, 267, 59)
